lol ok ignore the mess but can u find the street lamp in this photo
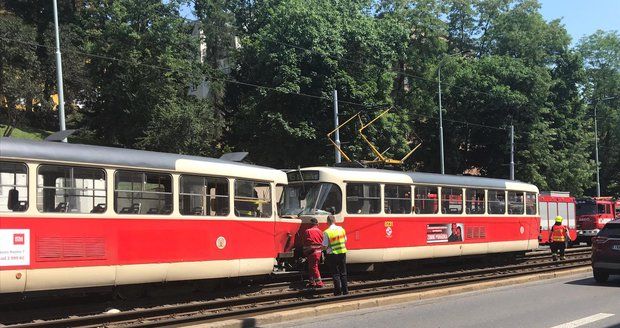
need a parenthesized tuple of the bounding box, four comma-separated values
(436, 52, 471, 174)
(53, 0, 67, 142)
(437, 61, 445, 174)
(593, 96, 616, 197)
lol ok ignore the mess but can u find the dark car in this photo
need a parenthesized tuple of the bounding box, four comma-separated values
(591, 219, 620, 283)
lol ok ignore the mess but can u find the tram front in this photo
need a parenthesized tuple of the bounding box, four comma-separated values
(279, 169, 344, 264)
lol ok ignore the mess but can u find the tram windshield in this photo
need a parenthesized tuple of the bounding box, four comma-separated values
(279, 183, 342, 216)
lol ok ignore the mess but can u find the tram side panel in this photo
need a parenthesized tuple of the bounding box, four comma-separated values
(0, 215, 283, 293)
(340, 215, 539, 264)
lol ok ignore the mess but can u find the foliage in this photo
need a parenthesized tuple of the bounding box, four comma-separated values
(1, 0, 617, 196)
(227, 0, 405, 167)
(0, 13, 40, 127)
(577, 31, 620, 196)
(79, 0, 222, 153)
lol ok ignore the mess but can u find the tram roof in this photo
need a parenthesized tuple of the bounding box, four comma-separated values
(0, 137, 287, 183)
(298, 166, 538, 192)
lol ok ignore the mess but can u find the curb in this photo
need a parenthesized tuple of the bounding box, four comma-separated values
(188, 267, 593, 328)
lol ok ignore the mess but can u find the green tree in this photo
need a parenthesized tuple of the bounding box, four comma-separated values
(1, 0, 88, 131)
(228, 0, 405, 167)
(577, 30, 620, 196)
(80, 0, 222, 154)
(0, 13, 40, 128)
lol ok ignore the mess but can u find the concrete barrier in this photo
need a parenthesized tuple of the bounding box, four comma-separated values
(188, 267, 592, 328)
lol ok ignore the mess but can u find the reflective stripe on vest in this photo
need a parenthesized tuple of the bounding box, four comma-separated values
(325, 226, 347, 254)
(551, 225, 566, 242)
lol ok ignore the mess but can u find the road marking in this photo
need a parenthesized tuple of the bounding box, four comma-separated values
(549, 313, 614, 328)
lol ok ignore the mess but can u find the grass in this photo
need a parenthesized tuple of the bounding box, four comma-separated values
(1, 124, 106, 145)
(0, 124, 51, 140)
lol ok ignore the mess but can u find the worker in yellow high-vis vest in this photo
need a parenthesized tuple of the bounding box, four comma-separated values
(322, 214, 348, 296)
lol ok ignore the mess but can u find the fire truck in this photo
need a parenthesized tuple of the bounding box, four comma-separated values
(576, 197, 619, 245)
(538, 191, 577, 245)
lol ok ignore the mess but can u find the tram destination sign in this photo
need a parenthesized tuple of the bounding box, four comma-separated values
(287, 170, 320, 182)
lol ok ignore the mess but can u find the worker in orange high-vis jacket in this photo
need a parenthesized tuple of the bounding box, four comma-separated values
(549, 216, 570, 261)
(322, 214, 348, 296)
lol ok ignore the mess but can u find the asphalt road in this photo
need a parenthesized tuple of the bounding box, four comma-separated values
(264, 272, 620, 328)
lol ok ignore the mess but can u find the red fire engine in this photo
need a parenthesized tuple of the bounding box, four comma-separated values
(576, 197, 619, 245)
(538, 192, 576, 245)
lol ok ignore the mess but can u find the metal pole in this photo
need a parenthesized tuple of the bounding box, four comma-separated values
(53, 0, 67, 142)
(333, 89, 341, 164)
(510, 124, 515, 180)
(594, 103, 600, 197)
(438, 66, 445, 174)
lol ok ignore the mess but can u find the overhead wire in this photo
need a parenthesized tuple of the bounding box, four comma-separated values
(179, 14, 499, 98)
(0, 35, 509, 131)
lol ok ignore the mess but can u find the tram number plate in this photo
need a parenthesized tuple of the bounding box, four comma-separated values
(613, 245, 620, 251)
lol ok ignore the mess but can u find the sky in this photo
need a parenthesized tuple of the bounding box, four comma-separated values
(538, 0, 620, 44)
(180, 0, 619, 45)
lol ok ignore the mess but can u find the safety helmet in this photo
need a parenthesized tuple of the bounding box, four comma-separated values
(555, 216, 563, 223)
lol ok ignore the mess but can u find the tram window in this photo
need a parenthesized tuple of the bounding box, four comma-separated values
(488, 190, 506, 214)
(414, 185, 438, 214)
(346, 183, 380, 214)
(384, 185, 411, 214)
(508, 191, 524, 214)
(525, 193, 537, 215)
(441, 187, 463, 214)
(279, 183, 342, 216)
(115, 171, 172, 215)
(465, 189, 485, 214)
(234, 180, 272, 218)
(37, 165, 106, 214)
(180, 175, 229, 216)
(0, 161, 28, 212)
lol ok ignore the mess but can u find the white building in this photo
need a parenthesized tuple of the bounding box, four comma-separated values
(188, 21, 241, 99)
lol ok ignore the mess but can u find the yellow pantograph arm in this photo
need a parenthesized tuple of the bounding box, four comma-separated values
(358, 108, 392, 162)
(327, 112, 361, 162)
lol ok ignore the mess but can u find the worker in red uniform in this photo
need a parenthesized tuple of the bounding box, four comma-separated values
(549, 215, 570, 261)
(302, 218, 325, 288)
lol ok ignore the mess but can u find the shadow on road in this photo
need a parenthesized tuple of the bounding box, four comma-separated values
(564, 277, 620, 287)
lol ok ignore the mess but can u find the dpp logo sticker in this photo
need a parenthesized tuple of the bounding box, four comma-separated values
(13, 234, 25, 245)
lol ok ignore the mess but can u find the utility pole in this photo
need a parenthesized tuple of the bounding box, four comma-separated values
(333, 89, 341, 164)
(594, 102, 601, 197)
(53, 0, 67, 142)
(593, 96, 616, 197)
(437, 66, 445, 174)
(510, 124, 515, 180)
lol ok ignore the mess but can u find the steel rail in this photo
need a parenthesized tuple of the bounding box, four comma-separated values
(5, 251, 592, 328)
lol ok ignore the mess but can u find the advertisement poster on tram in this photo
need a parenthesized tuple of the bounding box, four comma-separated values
(0, 229, 30, 266)
(427, 223, 464, 243)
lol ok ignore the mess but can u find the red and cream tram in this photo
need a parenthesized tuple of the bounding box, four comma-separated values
(280, 167, 540, 264)
(0, 138, 300, 294)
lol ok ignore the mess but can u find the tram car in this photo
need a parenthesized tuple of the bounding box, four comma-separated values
(280, 167, 540, 264)
(538, 191, 577, 245)
(0, 137, 300, 294)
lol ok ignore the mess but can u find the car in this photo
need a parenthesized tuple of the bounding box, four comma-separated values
(591, 218, 620, 283)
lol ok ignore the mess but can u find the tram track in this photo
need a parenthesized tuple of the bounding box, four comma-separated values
(2, 247, 592, 328)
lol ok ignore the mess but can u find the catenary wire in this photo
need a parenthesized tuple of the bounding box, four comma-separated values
(1, 35, 508, 131)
